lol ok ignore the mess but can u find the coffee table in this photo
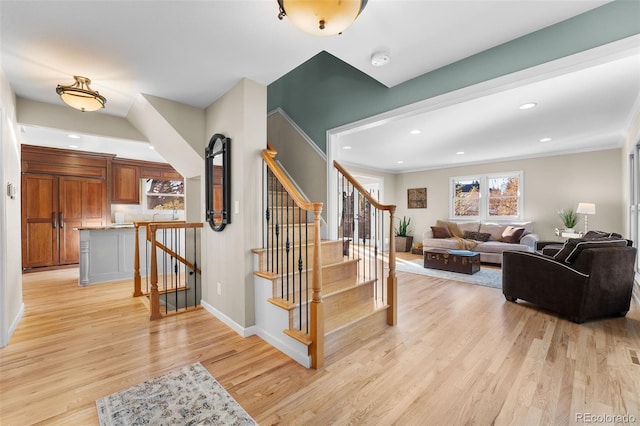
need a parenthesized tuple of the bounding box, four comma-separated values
(423, 248, 481, 275)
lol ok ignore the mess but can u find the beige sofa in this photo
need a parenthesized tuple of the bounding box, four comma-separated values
(422, 220, 539, 264)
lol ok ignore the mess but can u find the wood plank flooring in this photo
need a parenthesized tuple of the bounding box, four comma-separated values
(1, 261, 639, 425)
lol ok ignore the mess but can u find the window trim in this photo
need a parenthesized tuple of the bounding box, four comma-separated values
(449, 171, 523, 221)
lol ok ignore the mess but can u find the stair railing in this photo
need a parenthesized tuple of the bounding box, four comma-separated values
(333, 160, 398, 325)
(133, 221, 203, 320)
(261, 147, 325, 368)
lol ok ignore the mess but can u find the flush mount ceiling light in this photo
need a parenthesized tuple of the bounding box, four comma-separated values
(277, 0, 368, 36)
(56, 76, 106, 112)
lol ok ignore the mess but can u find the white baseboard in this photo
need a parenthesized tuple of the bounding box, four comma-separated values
(1, 302, 24, 348)
(200, 300, 256, 338)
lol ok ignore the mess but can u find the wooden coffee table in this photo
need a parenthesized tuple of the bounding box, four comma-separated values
(423, 248, 481, 275)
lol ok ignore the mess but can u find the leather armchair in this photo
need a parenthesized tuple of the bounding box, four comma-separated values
(502, 245, 636, 323)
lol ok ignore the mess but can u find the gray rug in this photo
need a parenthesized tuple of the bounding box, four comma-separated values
(396, 258, 502, 289)
(96, 362, 257, 426)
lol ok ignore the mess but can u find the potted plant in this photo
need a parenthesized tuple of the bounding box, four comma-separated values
(395, 216, 413, 252)
(558, 208, 578, 232)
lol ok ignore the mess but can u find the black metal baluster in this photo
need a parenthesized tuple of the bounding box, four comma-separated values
(305, 213, 309, 334)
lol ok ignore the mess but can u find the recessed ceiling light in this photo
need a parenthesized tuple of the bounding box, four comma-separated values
(149, 145, 155, 150)
(456, 151, 465, 155)
(342, 145, 352, 150)
(68, 145, 79, 148)
(68, 134, 80, 139)
(409, 129, 422, 135)
(539, 137, 552, 142)
(519, 102, 537, 110)
(396, 160, 404, 164)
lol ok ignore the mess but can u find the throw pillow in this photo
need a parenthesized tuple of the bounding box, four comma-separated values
(583, 230, 622, 240)
(462, 230, 491, 242)
(479, 223, 508, 241)
(436, 220, 462, 238)
(431, 226, 452, 239)
(500, 226, 526, 243)
(553, 237, 630, 263)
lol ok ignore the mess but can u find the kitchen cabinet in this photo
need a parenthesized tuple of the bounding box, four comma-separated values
(21, 145, 111, 270)
(111, 162, 140, 204)
(21, 174, 107, 268)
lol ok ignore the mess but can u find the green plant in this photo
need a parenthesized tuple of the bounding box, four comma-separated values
(395, 216, 411, 237)
(558, 208, 578, 228)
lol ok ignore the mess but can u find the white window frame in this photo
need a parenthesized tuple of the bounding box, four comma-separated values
(142, 178, 185, 215)
(449, 171, 523, 221)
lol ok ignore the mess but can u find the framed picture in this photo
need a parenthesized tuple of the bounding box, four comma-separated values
(408, 187, 427, 209)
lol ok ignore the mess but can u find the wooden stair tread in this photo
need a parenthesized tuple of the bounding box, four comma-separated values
(325, 299, 388, 334)
(283, 328, 312, 346)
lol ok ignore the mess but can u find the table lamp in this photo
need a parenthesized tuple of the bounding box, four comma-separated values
(576, 202, 596, 234)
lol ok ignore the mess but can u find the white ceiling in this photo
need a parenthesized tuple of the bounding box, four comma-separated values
(2, 1, 639, 169)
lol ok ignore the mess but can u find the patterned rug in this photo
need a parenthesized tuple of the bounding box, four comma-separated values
(96, 362, 257, 426)
(396, 258, 502, 289)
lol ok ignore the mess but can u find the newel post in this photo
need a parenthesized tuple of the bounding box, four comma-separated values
(309, 202, 324, 369)
(387, 207, 397, 326)
(133, 223, 143, 297)
(148, 224, 162, 320)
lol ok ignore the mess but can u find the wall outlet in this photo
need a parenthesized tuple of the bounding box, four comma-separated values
(217, 282, 222, 295)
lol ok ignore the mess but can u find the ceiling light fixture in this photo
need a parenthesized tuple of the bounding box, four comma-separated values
(56, 76, 106, 112)
(68, 134, 81, 139)
(397, 160, 404, 164)
(456, 151, 465, 155)
(409, 129, 422, 135)
(540, 137, 552, 142)
(519, 102, 537, 110)
(277, 0, 368, 36)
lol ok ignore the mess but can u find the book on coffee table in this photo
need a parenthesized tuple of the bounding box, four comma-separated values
(447, 249, 478, 256)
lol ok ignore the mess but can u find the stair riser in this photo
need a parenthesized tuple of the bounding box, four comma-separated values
(323, 282, 374, 318)
(324, 308, 389, 358)
(323, 260, 358, 285)
(255, 240, 344, 272)
(266, 207, 312, 224)
(264, 225, 316, 246)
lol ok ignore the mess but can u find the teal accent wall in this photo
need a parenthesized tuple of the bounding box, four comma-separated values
(268, 0, 640, 153)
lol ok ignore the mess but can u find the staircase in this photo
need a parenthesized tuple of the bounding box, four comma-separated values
(253, 147, 397, 368)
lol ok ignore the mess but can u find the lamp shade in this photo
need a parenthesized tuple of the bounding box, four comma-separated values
(576, 202, 596, 215)
(56, 76, 106, 112)
(277, 0, 367, 36)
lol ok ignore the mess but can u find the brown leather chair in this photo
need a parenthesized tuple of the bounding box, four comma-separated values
(502, 239, 636, 323)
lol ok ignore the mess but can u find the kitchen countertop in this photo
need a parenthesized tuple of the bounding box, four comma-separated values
(75, 224, 136, 231)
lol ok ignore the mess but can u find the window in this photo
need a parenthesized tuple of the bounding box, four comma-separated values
(144, 179, 184, 211)
(450, 172, 522, 220)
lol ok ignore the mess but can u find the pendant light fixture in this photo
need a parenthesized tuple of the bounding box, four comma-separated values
(277, 0, 368, 36)
(56, 75, 106, 112)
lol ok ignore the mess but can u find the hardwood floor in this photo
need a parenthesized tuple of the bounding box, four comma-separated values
(1, 263, 639, 425)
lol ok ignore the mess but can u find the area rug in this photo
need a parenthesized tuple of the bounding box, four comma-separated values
(396, 258, 502, 289)
(96, 362, 257, 426)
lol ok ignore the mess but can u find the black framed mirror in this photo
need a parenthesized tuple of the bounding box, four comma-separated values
(205, 133, 231, 231)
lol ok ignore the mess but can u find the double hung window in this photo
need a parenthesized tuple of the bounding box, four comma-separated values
(450, 172, 522, 220)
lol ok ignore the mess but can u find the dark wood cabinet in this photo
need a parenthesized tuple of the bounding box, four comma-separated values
(111, 162, 140, 204)
(21, 174, 107, 268)
(112, 159, 182, 205)
(21, 145, 110, 270)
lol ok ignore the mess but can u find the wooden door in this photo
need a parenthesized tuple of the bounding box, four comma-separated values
(22, 174, 59, 268)
(59, 177, 107, 264)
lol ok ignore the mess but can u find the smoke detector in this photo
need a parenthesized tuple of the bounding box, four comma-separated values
(371, 51, 390, 67)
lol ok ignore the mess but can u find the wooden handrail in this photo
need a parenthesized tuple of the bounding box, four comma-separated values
(334, 160, 397, 326)
(334, 160, 396, 214)
(262, 148, 319, 213)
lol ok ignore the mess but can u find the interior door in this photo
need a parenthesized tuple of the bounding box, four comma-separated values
(22, 174, 59, 268)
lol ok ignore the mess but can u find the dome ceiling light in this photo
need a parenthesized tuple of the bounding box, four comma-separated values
(56, 75, 106, 112)
(277, 0, 368, 36)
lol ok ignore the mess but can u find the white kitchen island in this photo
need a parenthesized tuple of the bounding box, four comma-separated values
(78, 224, 146, 285)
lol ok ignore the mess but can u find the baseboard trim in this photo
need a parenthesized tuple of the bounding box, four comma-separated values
(1, 302, 25, 348)
(200, 300, 256, 338)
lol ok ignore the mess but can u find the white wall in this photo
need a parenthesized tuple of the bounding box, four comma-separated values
(391, 149, 624, 241)
(202, 78, 266, 330)
(0, 69, 24, 347)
